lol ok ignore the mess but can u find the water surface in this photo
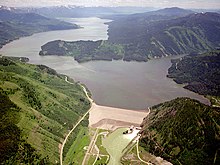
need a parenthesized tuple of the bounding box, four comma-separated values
(0, 17, 209, 109)
(102, 128, 136, 165)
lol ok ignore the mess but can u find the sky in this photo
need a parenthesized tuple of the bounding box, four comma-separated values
(1, 0, 220, 9)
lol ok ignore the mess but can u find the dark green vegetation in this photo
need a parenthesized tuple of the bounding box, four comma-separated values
(140, 98, 220, 165)
(39, 40, 125, 63)
(39, 8, 220, 62)
(168, 50, 220, 96)
(108, 9, 220, 59)
(0, 56, 90, 163)
(0, 91, 49, 164)
(0, 8, 78, 48)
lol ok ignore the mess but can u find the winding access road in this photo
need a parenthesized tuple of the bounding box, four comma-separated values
(60, 77, 94, 165)
(137, 139, 153, 165)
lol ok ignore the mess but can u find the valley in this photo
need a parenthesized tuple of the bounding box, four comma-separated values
(0, 6, 220, 165)
(0, 17, 209, 109)
(40, 8, 220, 63)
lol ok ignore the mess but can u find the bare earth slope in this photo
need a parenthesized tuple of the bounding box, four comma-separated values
(89, 104, 149, 130)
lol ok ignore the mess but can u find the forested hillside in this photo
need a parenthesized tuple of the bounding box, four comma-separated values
(0, 56, 90, 164)
(40, 8, 220, 62)
(108, 10, 220, 59)
(0, 8, 78, 48)
(140, 50, 220, 165)
(140, 98, 220, 165)
(167, 50, 220, 96)
(39, 40, 125, 63)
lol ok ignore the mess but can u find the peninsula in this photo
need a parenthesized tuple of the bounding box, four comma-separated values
(39, 8, 220, 63)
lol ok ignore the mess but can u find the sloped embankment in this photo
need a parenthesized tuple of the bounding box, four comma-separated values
(0, 56, 90, 164)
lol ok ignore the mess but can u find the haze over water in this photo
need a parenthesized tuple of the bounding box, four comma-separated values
(0, 17, 209, 109)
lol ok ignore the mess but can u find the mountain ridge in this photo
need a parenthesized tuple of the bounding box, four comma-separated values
(39, 11, 220, 63)
(140, 97, 220, 165)
(108, 11, 220, 59)
(13, 6, 155, 18)
(0, 8, 79, 49)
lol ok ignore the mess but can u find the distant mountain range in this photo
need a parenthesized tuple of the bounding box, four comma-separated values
(39, 7, 220, 62)
(108, 7, 220, 59)
(126, 7, 194, 20)
(13, 6, 155, 18)
(0, 7, 78, 49)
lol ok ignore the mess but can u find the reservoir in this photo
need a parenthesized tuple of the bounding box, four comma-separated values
(0, 17, 209, 109)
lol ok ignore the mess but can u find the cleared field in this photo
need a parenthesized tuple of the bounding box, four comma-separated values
(63, 126, 90, 165)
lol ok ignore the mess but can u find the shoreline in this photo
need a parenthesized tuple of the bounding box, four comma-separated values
(0, 25, 79, 51)
(0, 18, 210, 126)
(66, 76, 149, 130)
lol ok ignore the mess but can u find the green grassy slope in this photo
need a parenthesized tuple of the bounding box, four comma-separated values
(0, 90, 49, 164)
(0, 56, 90, 164)
(140, 98, 220, 165)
